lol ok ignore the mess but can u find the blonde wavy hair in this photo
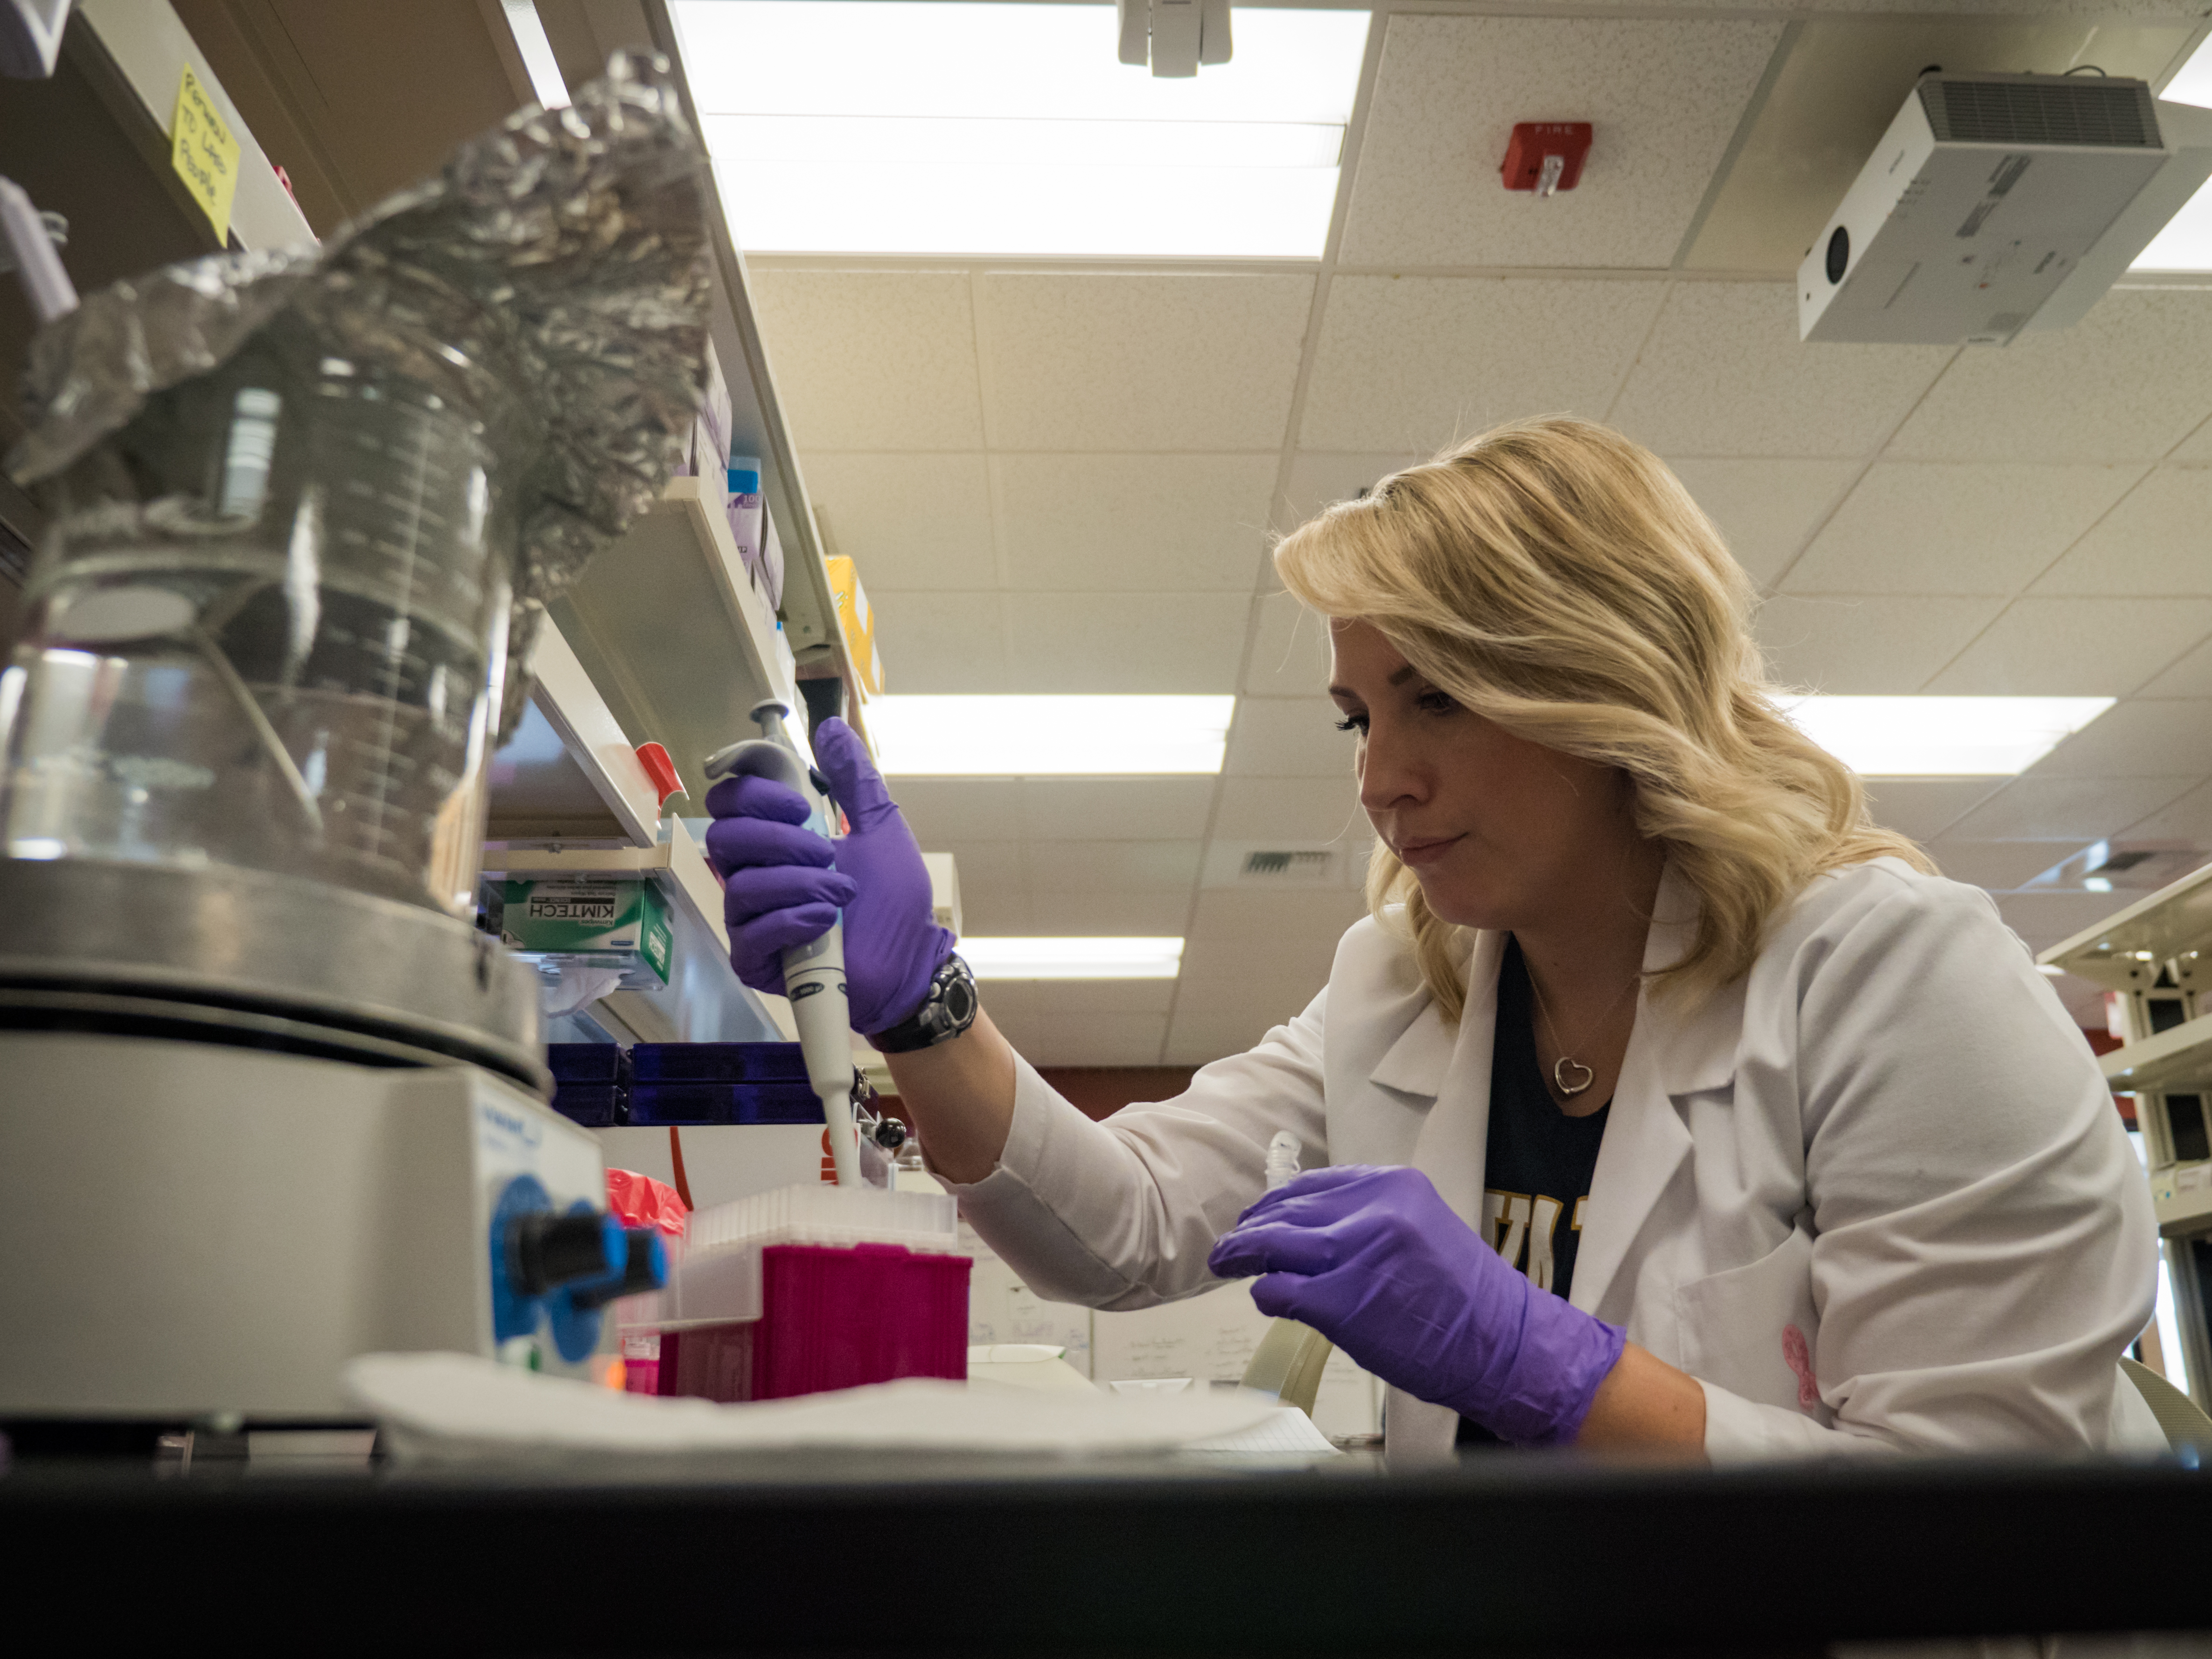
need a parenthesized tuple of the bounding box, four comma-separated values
(1272, 415, 1930, 1019)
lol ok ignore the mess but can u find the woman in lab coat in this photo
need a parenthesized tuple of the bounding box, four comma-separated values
(707, 415, 2158, 1459)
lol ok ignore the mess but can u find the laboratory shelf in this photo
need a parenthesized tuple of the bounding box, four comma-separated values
(484, 819, 789, 1045)
(0, 0, 314, 461)
(488, 620, 664, 846)
(550, 476, 802, 815)
(2102, 1010, 2212, 1097)
(2038, 860, 2212, 993)
(2, 1452, 2210, 1652)
(2152, 1164, 2212, 1238)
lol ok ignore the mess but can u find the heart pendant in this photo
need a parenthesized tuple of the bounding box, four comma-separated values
(1553, 1056, 1596, 1097)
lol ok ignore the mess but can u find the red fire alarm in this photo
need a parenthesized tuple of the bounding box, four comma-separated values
(1501, 122, 1592, 196)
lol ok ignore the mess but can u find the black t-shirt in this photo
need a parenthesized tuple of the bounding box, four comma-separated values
(1457, 936, 1610, 1448)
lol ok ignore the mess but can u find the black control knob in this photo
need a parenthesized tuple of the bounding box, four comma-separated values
(506, 1211, 618, 1296)
(571, 1228, 670, 1311)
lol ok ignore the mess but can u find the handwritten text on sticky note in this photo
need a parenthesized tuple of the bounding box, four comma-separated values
(170, 65, 240, 244)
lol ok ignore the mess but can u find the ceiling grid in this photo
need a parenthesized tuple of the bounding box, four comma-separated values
(744, 0, 2212, 1060)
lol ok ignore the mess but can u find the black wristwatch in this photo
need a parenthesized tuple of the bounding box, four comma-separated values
(871, 953, 978, 1053)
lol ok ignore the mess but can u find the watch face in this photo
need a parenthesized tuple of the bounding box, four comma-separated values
(943, 975, 977, 1025)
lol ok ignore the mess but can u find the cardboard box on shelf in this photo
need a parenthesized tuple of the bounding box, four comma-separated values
(825, 555, 884, 699)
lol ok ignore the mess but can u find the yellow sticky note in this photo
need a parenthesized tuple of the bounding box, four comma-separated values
(169, 65, 240, 244)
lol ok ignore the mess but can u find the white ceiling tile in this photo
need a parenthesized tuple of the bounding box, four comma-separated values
(926, 838, 1026, 896)
(957, 885, 1032, 936)
(1188, 886, 1368, 953)
(1610, 283, 1953, 457)
(1225, 698, 1355, 779)
(1755, 594, 2005, 693)
(1860, 777, 2006, 840)
(1301, 277, 1663, 453)
(865, 589, 1006, 693)
(1996, 892, 2141, 946)
(1945, 776, 2200, 842)
(2141, 638, 2212, 699)
(806, 453, 997, 590)
(1887, 290, 2212, 464)
(1924, 839, 2084, 892)
(2169, 413, 2212, 463)
(1663, 458, 1857, 588)
(749, 268, 984, 451)
(1026, 887, 1193, 936)
(1173, 973, 1330, 1019)
(1003, 591, 1251, 694)
(1177, 888, 1364, 990)
(981, 980, 1177, 1022)
(988, 1011, 1167, 1068)
(1923, 599, 2212, 697)
(1244, 592, 1334, 699)
(1782, 464, 2145, 596)
(1019, 778, 1218, 840)
(884, 778, 1021, 845)
(974, 272, 1311, 451)
(1278, 452, 1425, 532)
(2031, 467, 2212, 598)
(1340, 15, 1782, 270)
(1213, 775, 1366, 843)
(2122, 777, 2212, 840)
(2026, 700, 2212, 779)
(994, 453, 1275, 592)
(1022, 840, 1205, 892)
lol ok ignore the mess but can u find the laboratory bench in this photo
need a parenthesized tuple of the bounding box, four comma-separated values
(2, 1445, 2207, 1652)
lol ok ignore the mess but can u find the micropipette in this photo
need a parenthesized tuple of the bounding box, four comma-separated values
(704, 700, 862, 1186)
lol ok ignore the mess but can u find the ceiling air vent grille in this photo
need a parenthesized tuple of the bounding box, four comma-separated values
(1243, 850, 1334, 878)
(1919, 77, 2158, 148)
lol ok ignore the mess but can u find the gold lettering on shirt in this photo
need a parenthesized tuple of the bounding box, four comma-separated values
(1486, 1188, 1586, 1291)
(1526, 1194, 1563, 1291)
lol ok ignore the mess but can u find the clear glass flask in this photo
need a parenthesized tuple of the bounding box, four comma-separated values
(0, 317, 528, 915)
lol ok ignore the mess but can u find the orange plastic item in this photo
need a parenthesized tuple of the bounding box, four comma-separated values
(635, 742, 684, 807)
(606, 1167, 690, 1236)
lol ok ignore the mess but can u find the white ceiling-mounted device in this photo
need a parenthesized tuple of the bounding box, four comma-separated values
(1799, 71, 2212, 347)
(1116, 0, 1230, 78)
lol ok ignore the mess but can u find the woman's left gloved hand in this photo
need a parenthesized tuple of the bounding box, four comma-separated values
(1206, 1164, 1626, 1446)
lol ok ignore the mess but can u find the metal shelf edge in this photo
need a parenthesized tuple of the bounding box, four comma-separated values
(2039, 859, 2212, 988)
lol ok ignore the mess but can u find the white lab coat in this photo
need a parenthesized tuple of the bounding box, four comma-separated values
(950, 858, 2164, 1460)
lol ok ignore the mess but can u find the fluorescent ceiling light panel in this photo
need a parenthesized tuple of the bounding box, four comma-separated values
(2132, 173, 2212, 270)
(1779, 696, 2114, 776)
(671, 1, 1368, 257)
(2132, 35, 2212, 269)
(962, 937, 1184, 979)
(2163, 32, 2212, 111)
(500, 0, 571, 110)
(870, 695, 1235, 775)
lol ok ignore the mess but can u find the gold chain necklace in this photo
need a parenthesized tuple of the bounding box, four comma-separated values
(1527, 962, 1640, 1099)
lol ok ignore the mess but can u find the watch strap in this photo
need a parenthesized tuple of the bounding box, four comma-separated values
(871, 953, 978, 1054)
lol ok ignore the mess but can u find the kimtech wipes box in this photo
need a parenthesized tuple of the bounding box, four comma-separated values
(500, 878, 673, 986)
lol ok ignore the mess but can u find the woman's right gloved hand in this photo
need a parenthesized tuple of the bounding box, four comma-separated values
(703, 717, 954, 1037)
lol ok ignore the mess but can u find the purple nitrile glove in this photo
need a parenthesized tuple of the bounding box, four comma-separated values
(1207, 1164, 1626, 1446)
(702, 717, 954, 1035)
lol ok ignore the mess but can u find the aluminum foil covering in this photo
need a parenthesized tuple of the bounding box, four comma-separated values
(7, 50, 712, 738)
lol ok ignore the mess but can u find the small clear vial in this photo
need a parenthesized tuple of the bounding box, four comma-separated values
(1265, 1130, 1303, 1192)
